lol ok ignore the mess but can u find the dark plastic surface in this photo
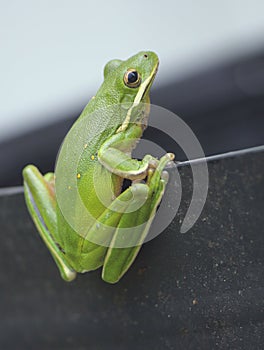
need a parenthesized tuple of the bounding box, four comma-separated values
(1, 148, 263, 349)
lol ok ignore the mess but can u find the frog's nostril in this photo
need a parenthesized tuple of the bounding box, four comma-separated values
(144, 54, 148, 58)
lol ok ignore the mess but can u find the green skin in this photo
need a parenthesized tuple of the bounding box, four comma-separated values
(23, 51, 174, 283)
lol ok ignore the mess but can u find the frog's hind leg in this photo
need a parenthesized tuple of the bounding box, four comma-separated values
(80, 182, 150, 271)
(102, 153, 174, 283)
(23, 165, 76, 281)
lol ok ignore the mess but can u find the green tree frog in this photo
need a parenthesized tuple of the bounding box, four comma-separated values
(23, 51, 174, 283)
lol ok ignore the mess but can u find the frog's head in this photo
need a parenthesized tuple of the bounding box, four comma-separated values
(102, 51, 159, 130)
(103, 51, 159, 106)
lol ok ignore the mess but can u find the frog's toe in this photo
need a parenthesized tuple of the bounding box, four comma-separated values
(166, 152, 175, 161)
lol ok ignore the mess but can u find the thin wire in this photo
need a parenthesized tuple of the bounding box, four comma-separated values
(175, 145, 264, 168)
(0, 186, 24, 196)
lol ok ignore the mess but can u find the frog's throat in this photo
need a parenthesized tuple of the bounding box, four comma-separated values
(116, 64, 158, 133)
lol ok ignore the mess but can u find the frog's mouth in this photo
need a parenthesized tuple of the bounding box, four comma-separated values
(135, 62, 159, 104)
(140, 62, 159, 102)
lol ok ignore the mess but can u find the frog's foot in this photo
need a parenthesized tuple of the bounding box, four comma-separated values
(23, 165, 77, 282)
(146, 152, 174, 186)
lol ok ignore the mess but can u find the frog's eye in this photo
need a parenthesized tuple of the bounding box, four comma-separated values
(124, 69, 141, 88)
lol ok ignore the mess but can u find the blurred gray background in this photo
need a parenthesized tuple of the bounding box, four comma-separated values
(1, 0, 264, 142)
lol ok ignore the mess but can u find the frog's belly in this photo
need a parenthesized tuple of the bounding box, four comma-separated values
(78, 161, 123, 219)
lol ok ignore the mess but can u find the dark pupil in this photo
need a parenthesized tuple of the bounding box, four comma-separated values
(128, 71, 138, 83)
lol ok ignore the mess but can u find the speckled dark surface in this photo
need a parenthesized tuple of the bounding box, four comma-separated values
(0, 149, 263, 350)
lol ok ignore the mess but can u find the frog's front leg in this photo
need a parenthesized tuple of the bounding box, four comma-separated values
(23, 165, 76, 281)
(98, 123, 159, 180)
